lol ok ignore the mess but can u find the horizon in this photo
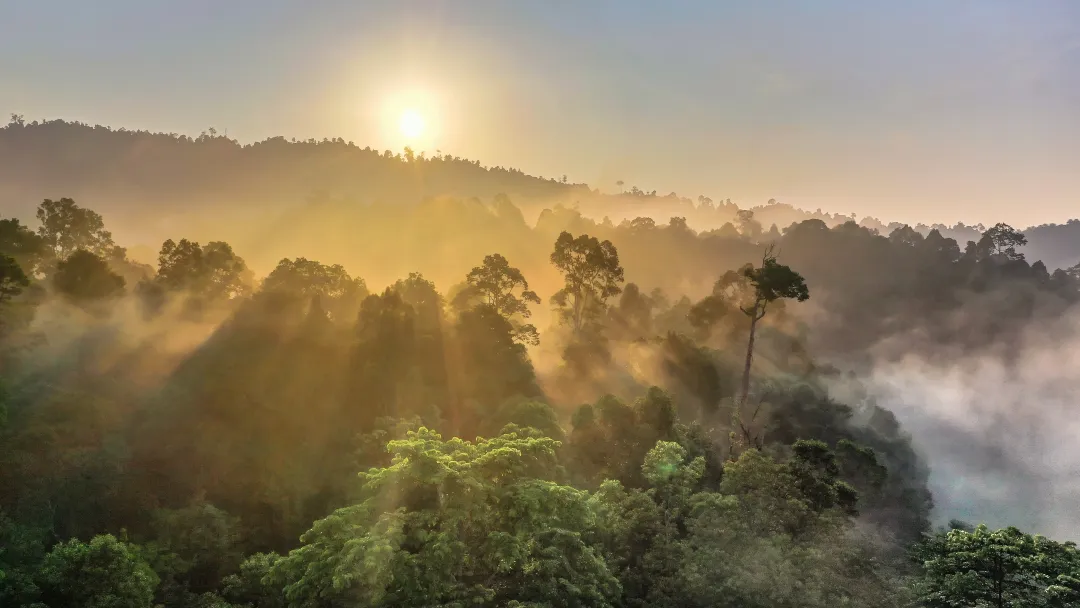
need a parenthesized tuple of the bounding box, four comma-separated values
(4, 1, 1078, 228)
(4, 114, 1076, 234)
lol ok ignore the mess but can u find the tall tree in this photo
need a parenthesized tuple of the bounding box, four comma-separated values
(736, 246, 809, 443)
(35, 198, 115, 260)
(454, 253, 541, 345)
(550, 231, 624, 335)
(976, 223, 1028, 262)
(52, 249, 126, 303)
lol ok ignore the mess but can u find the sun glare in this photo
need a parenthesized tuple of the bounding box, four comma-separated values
(399, 109, 426, 140)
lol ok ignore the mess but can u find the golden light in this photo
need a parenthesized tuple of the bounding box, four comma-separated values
(398, 109, 426, 140)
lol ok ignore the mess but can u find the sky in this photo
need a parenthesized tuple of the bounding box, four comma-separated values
(3, 0, 1079, 227)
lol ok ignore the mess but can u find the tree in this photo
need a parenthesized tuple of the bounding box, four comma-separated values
(976, 223, 1028, 262)
(913, 525, 1080, 608)
(145, 503, 242, 600)
(52, 249, 126, 303)
(736, 209, 762, 239)
(0, 218, 50, 277)
(0, 512, 47, 607)
(453, 305, 541, 410)
(35, 198, 115, 260)
(156, 238, 251, 303)
(0, 255, 29, 306)
(220, 553, 284, 608)
(272, 427, 620, 607)
(260, 257, 368, 322)
(608, 283, 658, 341)
(550, 231, 625, 335)
(735, 247, 809, 445)
(453, 253, 541, 345)
(36, 535, 158, 608)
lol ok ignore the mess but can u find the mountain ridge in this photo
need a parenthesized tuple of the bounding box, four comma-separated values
(3, 115, 1079, 271)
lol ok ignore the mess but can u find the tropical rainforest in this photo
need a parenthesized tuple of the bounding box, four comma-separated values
(3, 117, 1080, 607)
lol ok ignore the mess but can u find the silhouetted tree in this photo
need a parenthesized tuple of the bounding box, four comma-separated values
(550, 231, 624, 335)
(453, 253, 540, 345)
(976, 223, 1028, 262)
(736, 247, 809, 445)
(52, 249, 125, 303)
(0, 255, 29, 306)
(35, 198, 114, 260)
(156, 238, 251, 303)
(0, 219, 50, 277)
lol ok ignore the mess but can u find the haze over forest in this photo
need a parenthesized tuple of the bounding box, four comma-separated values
(2, 115, 1080, 606)
(4, 2, 1080, 607)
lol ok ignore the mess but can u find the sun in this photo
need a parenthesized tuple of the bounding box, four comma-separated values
(398, 109, 426, 140)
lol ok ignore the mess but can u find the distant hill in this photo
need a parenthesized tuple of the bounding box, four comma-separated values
(2, 116, 1078, 271)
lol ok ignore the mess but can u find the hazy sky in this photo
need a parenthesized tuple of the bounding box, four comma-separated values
(3, 0, 1079, 226)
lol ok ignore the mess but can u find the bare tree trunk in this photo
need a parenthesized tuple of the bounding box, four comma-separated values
(731, 306, 763, 455)
(739, 311, 759, 409)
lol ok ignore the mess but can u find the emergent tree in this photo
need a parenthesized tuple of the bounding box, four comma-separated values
(550, 231, 624, 336)
(736, 246, 809, 442)
(454, 253, 541, 345)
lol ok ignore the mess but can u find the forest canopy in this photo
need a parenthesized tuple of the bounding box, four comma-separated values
(2, 119, 1080, 607)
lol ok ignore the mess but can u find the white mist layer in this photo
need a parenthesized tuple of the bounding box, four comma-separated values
(866, 310, 1080, 541)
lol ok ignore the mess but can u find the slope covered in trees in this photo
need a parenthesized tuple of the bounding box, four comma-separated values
(4, 116, 1080, 273)
(2, 121, 1080, 606)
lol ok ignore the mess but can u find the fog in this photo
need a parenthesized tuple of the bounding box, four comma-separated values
(865, 308, 1080, 540)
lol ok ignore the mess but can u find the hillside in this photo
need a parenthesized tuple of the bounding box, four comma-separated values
(2, 115, 1080, 608)
(4, 116, 1078, 272)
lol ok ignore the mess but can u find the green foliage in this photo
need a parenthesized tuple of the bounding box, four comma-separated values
(0, 180, 1068, 608)
(36, 534, 159, 608)
(481, 398, 564, 442)
(913, 525, 1080, 608)
(568, 389, 681, 488)
(220, 553, 284, 608)
(0, 511, 48, 606)
(146, 503, 243, 599)
(273, 427, 620, 607)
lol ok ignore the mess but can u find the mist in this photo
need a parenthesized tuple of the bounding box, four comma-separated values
(865, 307, 1080, 540)
(2, 117, 1080, 607)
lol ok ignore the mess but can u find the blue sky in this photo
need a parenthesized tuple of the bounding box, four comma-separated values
(3, 0, 1079, 226)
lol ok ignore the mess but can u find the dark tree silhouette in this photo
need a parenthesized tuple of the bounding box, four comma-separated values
(550, 231, 624, 335)
(35, 198, 114, 260)
(454, 253, 540, 344)
(0, 255, 29, 306)
(52, 249, 125, 303)
(736, 246, 809, 446)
